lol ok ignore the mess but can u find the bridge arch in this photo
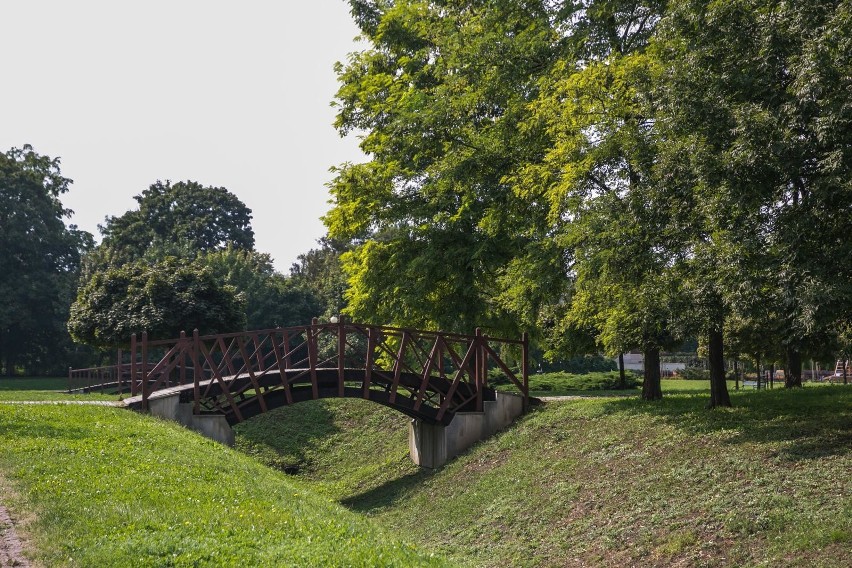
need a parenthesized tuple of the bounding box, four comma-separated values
(103, 320, 528, 427)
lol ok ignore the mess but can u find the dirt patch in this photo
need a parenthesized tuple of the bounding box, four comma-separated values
(0, 503, 29, 568)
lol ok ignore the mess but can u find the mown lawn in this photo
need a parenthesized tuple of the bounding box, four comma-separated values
(236, 385, 852, 567)
(0, 377, 119, 402)
(2, 378, 849, 566)
(494, 370, 747, 397)
(0, 404, 446, 567)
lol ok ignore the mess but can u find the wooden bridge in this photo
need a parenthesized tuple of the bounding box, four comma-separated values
(70, 319, 529, 429)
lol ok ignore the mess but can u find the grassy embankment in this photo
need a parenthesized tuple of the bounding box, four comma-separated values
(236, 382, 852, 567)
(0, 387, 445, 567)
(2, 377, 850, 566)
(496, 370, 743, 397)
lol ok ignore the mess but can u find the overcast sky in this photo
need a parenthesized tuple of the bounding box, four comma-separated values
(0, 0, 365, 272)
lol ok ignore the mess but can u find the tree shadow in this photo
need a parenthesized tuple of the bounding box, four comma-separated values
(0, 418, 89, 441)
(341, 468, 434, 513)
(597, 385, 852, 462)
(232, 400, 340, 473)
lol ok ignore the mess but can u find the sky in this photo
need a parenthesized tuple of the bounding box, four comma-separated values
(0, 0, 365, 272)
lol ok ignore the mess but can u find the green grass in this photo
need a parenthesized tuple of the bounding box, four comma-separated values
(493, 370, 640, 397)
(0, 377, 120, 401)
(236, 386, 852, 567)
(3, 377, 850, 566)
(495, 371, 742, 397)
(0, 405, 446, 567)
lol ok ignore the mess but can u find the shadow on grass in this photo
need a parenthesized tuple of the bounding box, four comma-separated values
(0, 406, 91, 440)
(598, 385, 852, 462)
(233, 400, 340, 473)
(341, 468, 434, 513)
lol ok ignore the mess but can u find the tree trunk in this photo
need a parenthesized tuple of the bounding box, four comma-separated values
(641, 346, 662, 400)
(618, 352, 626, 389)
(770, 363, 775, 389)
(734, 359, 739, 390)
(4, 351, 15, 377)
(785, 348, 803, 388)
(844, 360, 848, 385)
(755, 356, 761, 390)
(707, 328, 732, 408)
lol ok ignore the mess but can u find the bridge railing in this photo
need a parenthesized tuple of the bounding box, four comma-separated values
(67, 362, 133, 393)
(125, 319, 528, 422)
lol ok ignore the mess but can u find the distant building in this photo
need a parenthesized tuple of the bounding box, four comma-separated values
(616, 352, 686, 374)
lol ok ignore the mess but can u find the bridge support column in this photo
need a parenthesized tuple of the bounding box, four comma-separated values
(142, 392, 235, 446)
(408, 392, 524, 469)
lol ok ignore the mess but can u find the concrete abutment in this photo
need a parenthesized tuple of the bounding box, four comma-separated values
(408, 392, 525, 469)
(144, 393, 235, 446)
(140, 390, 524, 465)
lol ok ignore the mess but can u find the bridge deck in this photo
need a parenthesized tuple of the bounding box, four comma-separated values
(71, 321, 527, 426)
(122, 367, 492, 425)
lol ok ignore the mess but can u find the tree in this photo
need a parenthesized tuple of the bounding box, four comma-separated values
(200, 246, 321, 329)
(98, 179, 254, 264)
(72, 179, 260, 346)
(653, 0, 852, 391)
(327, 0, 559, 334)
(68, 258, 245, 348)
(0, 145, 92, 376)
(506, 1, 674, 399)
(289, 239, 349, 320)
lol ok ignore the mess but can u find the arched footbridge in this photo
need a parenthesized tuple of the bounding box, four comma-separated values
(70, 320, 529, 439)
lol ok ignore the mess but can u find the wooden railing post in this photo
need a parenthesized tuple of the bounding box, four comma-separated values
(363, 326, 374, 399)
(116, 348, 123, 392)
(338, 316, 346, 397)
(178, 330, 187, 388)
(309, 318, 319, 399)
(522, 331, 529, 411)
(130, 334, 138, 396)
(193, 329, 200, 415)
(475, 327, 484, 412)
(141, 331, 149, 410)
(282, 329, 292, 369)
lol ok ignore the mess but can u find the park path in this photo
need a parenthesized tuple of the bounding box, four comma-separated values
(0, 399, 123, 567)
(0, 502, 29, 568)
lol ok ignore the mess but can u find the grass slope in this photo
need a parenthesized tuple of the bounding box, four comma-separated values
(0, 404, 445, 567)
(236, 386, 852, 567)
(0, 377, 119, 402)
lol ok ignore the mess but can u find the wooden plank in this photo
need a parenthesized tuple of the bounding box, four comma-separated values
(389, 331, 410, 404)
(237, 336, 267, 414)
(475, 328, 483, 412)
(413, 337, 440, 411)
(362, 327, 375, 399)
(338, 320, 346, 397)
(141, 332, 148, 410)
(435, 339, 477, 422)
(309, 318, 319, 399)
(218, 336, 238, 377)
(130, 334, 138, 396)
(270, 332, 293, 405)
(198, 339, 243, 422)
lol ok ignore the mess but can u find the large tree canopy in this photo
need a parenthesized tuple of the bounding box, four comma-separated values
(0, 145, 91, 375)
(327, 0, 560, 334)
(98, 179, 255, 264)
(653, 0, 852, 388)
(68, 258, 246, 348)
(72, 179, 268, 347)
(329, 0, 851, 404)
(199, 246, 322, 329)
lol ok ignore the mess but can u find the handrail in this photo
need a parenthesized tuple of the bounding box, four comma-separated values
(74, 320, 529, 420)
